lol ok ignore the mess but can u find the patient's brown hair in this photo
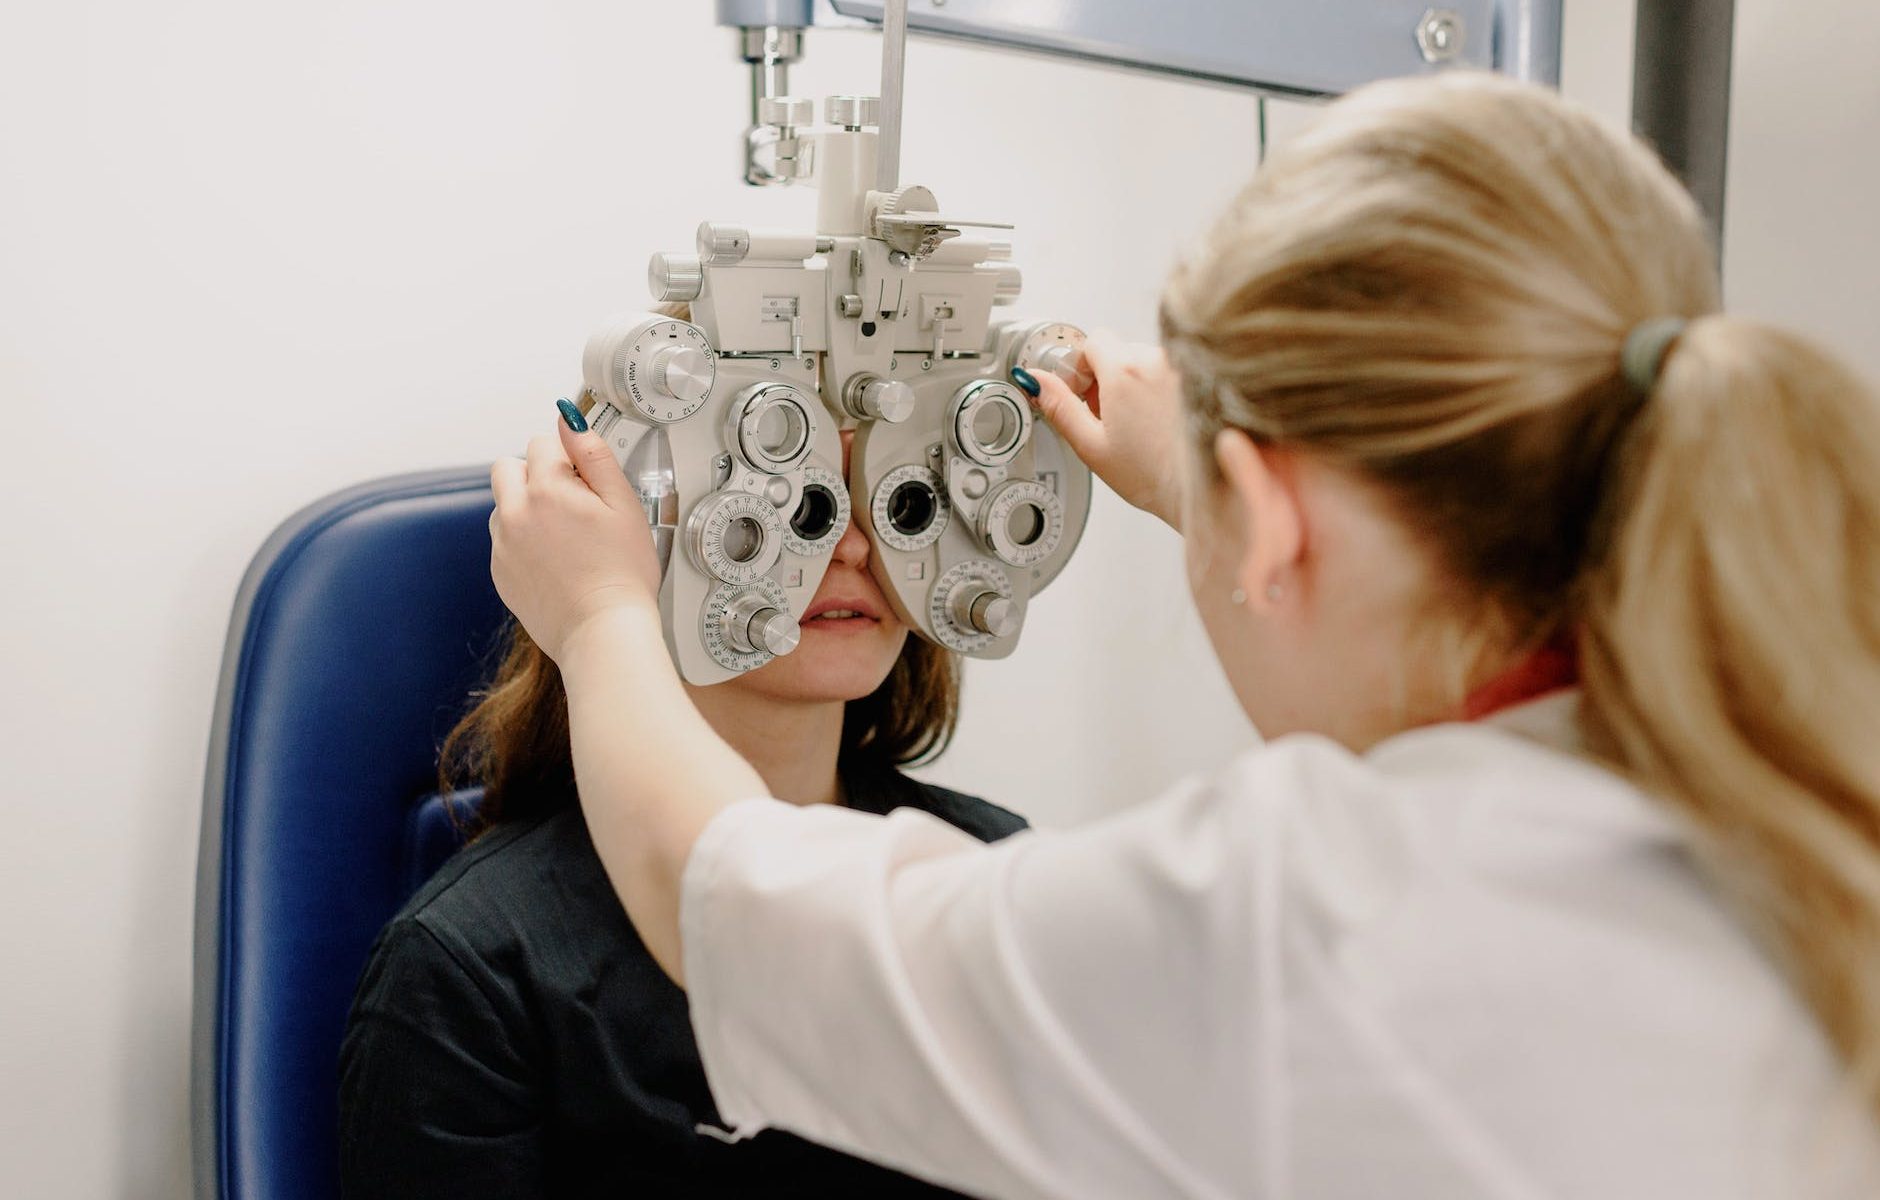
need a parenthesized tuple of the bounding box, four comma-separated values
(438, 622, 960, 835)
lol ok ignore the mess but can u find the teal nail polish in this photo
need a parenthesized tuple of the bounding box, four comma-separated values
(1010, 366, 1041, 398)
(556, 397, 588, 433)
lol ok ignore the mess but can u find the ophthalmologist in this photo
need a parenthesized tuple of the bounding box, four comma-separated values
(487, 75, 1880, 1199)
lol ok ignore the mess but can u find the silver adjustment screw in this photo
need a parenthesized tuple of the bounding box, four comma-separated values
(757, 96, 813, 129)
(648, 253, 704, 303)
(651, 346, 713, 403)
(839, 294, 864, 319)
(950, 588, 1017, 638)
(1416, 9, 1466, 63)
(825, 95, 881, 130)
(850, 376, 916, 423)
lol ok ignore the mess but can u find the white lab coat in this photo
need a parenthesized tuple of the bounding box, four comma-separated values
(679, 692, 1880, 1199)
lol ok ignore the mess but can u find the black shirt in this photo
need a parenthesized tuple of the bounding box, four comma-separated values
(338, 764, 1025, 1198)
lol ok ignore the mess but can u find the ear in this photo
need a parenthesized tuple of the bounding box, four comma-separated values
(1213, 429, 1303, 613)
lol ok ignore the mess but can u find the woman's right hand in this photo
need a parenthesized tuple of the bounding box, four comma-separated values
(1024, 335, 1185, 531)
(489, 418, 665, 665)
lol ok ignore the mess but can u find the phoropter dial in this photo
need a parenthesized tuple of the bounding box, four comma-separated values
(784, 464, 851, 558)
(722, 590, 801, 657)
(978, 479, 1064, 569)
(949, 380, 1032, 468)
(702, 578, 797, 672)
(929, 560, 1017, 653)
(728, 383, 817, 474)
(1011, 321, 1093, 394)
(582, 312, 718, 424)
(686, 490, 785, 585)
(870, 464, 951, 553)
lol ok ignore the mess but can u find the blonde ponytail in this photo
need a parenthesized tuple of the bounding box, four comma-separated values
(1161, 71, 1880, 1120)
(1580, 317, 1880, 1108)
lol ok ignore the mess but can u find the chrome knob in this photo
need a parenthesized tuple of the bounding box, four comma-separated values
(847, 375, 916, 423)
(697, 222, 751, 266)
(862, 378, 916, 423)
(1036, 343, 1094, 393)
(825, 94, 880, 129)
(724, 592, 799, 656)
(751, 608, 801, 656)
(648, 252, 703, 303)
(757, 96, 813, 128)
(950, 588, 1017, 639)
(651, 345, 713, 404)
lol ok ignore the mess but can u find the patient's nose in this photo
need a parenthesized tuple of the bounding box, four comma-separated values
(831, 512, 870, 569)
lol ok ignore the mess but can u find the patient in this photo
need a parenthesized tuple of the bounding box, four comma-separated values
(338, 425, 1023, 1198)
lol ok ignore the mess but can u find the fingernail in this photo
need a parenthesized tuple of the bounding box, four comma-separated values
(1009, 366, 1041, 398)
(556, 397, 588, 433)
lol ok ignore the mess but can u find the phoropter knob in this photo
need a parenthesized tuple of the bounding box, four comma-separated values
(724, 593, 800, 657)
(825, 95, 880, 129)
(949, 588, 1018, 639)
(861, 378, 916, 423)
(846, 375, 916, 424)
(877, 184, 937, 217)
(651, 345, 713, 404)
(697, 222, 751, 266)
(648, 253, 704, 303)
(750, 608, 800, 656)
(757, 96, 813, 129)
(1035, 343, 1094, 394)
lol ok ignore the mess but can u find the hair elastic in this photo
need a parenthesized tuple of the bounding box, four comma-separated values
(1620, 317, 1688, 396)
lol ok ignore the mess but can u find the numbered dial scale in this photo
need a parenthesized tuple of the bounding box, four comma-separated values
(686, 490, 786, 584)
(1011, 321, 1094, 394)
(929, 560, 1016, 654)
(582, 314, 718, 424)
(579, 309, 849, 687)
(702, 577, 797, 673)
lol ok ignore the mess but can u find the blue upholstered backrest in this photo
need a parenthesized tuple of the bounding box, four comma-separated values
(192, 468, 509, 1200)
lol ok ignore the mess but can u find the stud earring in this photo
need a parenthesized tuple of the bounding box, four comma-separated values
(1230, 588, 1248, 606)
(1266, 582, 1283, 603)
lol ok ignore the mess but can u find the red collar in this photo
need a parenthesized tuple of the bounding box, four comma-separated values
(1462, 636, 1580, 721)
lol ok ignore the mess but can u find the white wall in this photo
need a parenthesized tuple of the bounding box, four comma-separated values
(1722, 2, 1880, 373)
(1, 0, 1873, 1195)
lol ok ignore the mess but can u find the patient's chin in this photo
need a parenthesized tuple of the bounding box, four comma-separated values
(733, 622, 906, 703)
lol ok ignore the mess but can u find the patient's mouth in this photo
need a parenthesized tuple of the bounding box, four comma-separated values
(802, 597, 883, 631)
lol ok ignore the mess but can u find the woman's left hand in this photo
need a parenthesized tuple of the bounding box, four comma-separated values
(489, 417, 661, 663)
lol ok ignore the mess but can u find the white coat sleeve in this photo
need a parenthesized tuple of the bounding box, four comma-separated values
(679, 746, 1389, 1200)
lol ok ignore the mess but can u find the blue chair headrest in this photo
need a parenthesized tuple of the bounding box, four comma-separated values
(192, 467, 508, 1200)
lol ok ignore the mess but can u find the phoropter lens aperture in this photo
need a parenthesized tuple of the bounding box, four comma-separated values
(791, 484, 840, 542)
(1006, 502, 1046, 547)
(888, 480, 938, 537)
(722, 515, 766, 564)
